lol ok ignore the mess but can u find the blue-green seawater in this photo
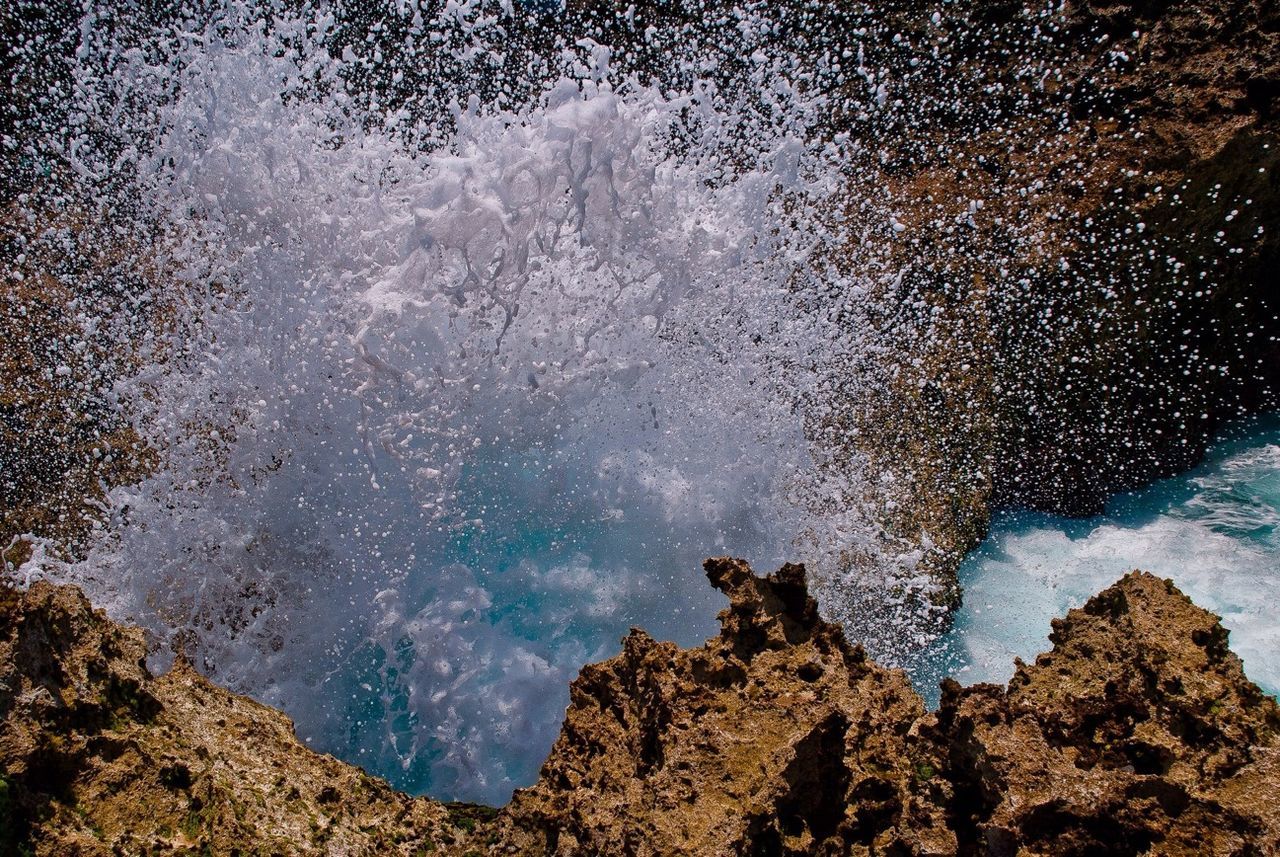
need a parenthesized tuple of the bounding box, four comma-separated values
(917, 414, 1280, 705)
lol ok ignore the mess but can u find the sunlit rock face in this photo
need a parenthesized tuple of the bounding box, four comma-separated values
(6, 565, 1276, 854)
(0, 580, 457, 854)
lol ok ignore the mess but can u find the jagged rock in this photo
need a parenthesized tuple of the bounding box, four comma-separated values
(0, 581, 471, 856)
(493, 558, 953, 855)
(923, 571, 1280, 855)
(494, 560, 1280, 855)
(3, 561, 1276, 854)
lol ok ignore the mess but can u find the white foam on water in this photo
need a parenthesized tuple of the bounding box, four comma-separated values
(939, 418, 1280, 699)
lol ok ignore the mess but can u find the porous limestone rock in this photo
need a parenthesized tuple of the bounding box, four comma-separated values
(493, 560, 1280, 855)
(3, 560, 1277, 855)
(493, 558, 954, 855)
(923, 571, 1280, 855)
(0, 581, 475, 856)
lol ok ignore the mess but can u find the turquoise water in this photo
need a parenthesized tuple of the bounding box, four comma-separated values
(918, 414, 1280, 704)
(316, 436, 789, 800)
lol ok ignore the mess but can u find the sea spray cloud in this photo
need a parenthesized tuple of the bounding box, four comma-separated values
(25, 0, 892, 802)
(8, 0, 1279, 810)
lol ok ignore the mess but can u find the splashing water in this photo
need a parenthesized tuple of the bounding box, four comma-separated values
(9, 1, 899, 802)
(923, 415, 1280, 704)
(6, 0, 1279, 805)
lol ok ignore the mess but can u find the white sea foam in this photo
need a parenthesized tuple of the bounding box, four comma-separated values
(21, 1, 886, 802)
(941, 420, 1280, 699)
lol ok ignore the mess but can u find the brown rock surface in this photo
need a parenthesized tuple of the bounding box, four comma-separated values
(3, 560, 1277, 855)
(0, 581, 481, 856)
(493, 560, 1280, 855)
(925, 571, 1280, 855)
(492, 558, 953, 855)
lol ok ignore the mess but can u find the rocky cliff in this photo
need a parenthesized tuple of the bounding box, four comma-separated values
(820, 0, 1280, 635)
(4, 559, 1277, 855)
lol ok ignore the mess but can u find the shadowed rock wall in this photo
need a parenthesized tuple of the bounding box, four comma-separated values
(821, 0, 1280, 630)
